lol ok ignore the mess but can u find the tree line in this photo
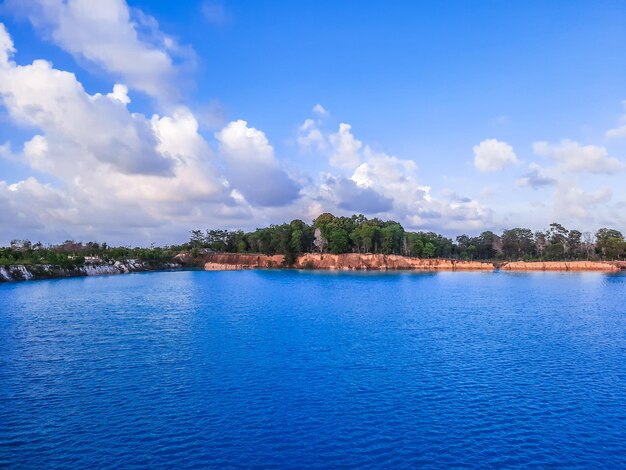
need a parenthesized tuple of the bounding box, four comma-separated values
(3, 214, 624, 267)
(189, 213, 626, 262)
(0, 240, 184, 267)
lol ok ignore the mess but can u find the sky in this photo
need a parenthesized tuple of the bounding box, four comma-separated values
(0, 0, 625, 245)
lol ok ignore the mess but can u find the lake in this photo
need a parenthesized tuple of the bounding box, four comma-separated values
(1, 270, 625, 468)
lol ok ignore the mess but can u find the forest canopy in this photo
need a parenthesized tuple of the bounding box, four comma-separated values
(188, 214, 626, 262)
(3, 213, 625, 267)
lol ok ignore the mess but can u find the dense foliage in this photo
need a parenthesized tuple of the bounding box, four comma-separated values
(3, 214, 624, 267)
(190, 214, 626, 261)
(0, 240, 185, 267)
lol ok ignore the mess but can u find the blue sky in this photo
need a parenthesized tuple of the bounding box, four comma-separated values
(0, 0, 625, 244)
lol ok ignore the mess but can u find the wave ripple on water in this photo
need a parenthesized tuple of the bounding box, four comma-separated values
(1, 270, 625, 468)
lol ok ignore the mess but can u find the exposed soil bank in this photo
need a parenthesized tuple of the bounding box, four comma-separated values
(500, 261, 622, 272)
(203, 253, 625, 272)
(3, 255, 621, 282)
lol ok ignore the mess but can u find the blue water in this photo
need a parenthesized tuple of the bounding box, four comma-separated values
(1, 270, 625, 468)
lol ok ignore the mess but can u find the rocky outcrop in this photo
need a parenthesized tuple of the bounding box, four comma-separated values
(0, 260, 182, 282)
(0, 265, 33, 281)
(499, 261, 621, 272)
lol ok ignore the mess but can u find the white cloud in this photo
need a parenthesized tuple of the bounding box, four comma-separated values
(0, 18, 497, 244)
(0, 23, 244, 243)
(0, 23, 15, 65)
(554, 183, 612, 220)
(533, 139, 625, 174)
(606, 100, 626, 138)
(312, 104, 329, 117)
(4, 0, 189, 101)
(0, 54, 173, 176)
(473, 138, 519, 172)
(0, 20, 507, 242)
(320, 174, 393, 213)
(296, 105, 331, 152)
(515, 163, 556, 189)
(297, 118, 326, 151)
(216, 120, 301, 207)
(296, 111, 496, 231)
(107, 83, 131, 104)
(328, 123, 363, 169)
(313, 134, 493, 232)
(607, 125, 626, 138)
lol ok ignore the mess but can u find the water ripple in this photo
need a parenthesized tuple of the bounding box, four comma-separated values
(1, 270, 625, 468)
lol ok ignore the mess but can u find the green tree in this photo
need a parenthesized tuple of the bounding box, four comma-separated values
(328, 227, 350, 254)
(406, 233, 424, 257)
(595, 228, 625, 259)
(380, 222, 404, 254)
(501, 228, 534, 259)
(422, 242, 436, 258)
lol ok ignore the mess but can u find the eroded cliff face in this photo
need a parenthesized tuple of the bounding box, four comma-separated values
(0, 260, 182, 282)
(204, 253, 285, 270)
(203, 253, 494, 271)
(293, 253, 494, 270)
(499, 261, 620, 272)
(202, 253, 626, 272)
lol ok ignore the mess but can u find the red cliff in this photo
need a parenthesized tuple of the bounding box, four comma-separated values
(203, 253, 494, 271)
(202, 253, 625, 272)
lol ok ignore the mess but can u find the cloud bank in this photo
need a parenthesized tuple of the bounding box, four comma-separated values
(0, 2, 625, 244)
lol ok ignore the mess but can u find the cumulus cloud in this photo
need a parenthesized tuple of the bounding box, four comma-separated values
(533, 139, 625, 174)
(320, 174, 393, 213)
(294, 104, 494, 231)
(312, 104, 329, 117)
(554, 183, 612, 220)
(0, 23, 244, 243)
(0, 57, 173, 176)
(0, 23, 15, 64)
(296, 114, 495, 231)
(473, 138, 519, 172)
(297, 118, 326, 151)
(296, 104, 331, 152)
(0, 18, 496, 242)
(216, 120, 301, 207)
(328, 123, 363, 169)
(107, 83, 131, 105)
(515, 163, 556, 189)
(4, 0, 189, 101)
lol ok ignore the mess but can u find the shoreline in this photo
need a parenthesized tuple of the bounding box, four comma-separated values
(203, 253, 626, 273)
(2, 254, 624, 283)
(0, 261, 184, 283)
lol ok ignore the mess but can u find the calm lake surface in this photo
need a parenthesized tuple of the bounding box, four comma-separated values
(1, 270, 625, 468)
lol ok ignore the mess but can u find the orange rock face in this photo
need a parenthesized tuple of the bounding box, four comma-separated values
(203, 253, 285, 270)
(202, 253, 626, 272)
(500, 261, 620, 272)
(292, 253, 494, 271)
(203, 253, 494, 271)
